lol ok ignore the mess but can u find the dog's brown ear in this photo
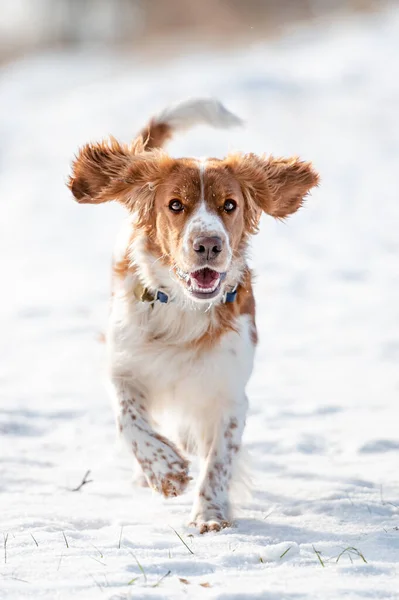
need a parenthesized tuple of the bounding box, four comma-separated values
(68, 137, 176, 212)
(68, 138, 133, 204)
(226, 153, 319, 220)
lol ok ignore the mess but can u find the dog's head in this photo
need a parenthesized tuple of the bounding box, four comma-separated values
(69, 139, 319, 304)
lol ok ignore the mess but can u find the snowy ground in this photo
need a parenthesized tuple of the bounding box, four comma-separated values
(1, 6, 399, 599)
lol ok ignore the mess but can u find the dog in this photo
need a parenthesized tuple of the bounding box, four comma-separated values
(68, 98, 319, 533)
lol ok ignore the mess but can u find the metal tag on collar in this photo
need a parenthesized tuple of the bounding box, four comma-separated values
(156, 290, 169, 304)
(223, 286, 237, 303)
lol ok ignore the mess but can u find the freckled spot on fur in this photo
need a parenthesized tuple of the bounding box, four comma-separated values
(228, 443, 240, 453)
(159, 470, 191, 498)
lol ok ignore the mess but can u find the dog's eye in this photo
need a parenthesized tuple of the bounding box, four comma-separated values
(223, 199, 237, 213)
(169, 199, 184, 213)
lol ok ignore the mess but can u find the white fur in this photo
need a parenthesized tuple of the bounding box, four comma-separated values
(181, 158, 231, 265)
(108, 228, 255, 530)
(154, 97, 243, 131)
(199, 157, 206, 203)
(182, 202, 229, 258)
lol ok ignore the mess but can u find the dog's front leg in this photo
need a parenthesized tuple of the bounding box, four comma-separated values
(190, 397, 248, 533)
(111, 378, 191, 497)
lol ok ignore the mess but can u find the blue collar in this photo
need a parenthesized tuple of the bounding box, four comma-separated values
(138, 287, 237, 305)
(155, 288, 237, 304)
(155, 290, 169, 304)
(224, 289, 238, 303)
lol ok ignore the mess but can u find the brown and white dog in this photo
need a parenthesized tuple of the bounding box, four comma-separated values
(69, 99, 319, 533)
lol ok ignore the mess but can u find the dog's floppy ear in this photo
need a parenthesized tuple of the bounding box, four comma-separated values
(226, 153, 319, 220)
(68, 137, 135, 204)
(68, 137, 175, 209)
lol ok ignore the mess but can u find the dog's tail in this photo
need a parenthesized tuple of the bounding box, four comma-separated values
(139, 98, 243, 151)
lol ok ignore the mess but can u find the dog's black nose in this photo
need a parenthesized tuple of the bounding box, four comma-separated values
(193, 236, 223, 260)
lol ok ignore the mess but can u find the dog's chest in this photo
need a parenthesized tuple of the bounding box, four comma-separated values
(109, 296, 255, 399)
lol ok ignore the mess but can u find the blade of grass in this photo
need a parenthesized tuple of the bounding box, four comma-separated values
(351, 547, 367, 563)
(62, 531, 69, 549)
(312, 545, 325, 567)
(3, 533, 8, 564)
(280, 546, 292, 559)
(152, 570, 171, 588)
(130, 553, 147, 584)
(30, 533, 39, 547)
(89, 542, 103, 558)
(5, 575, 29, 584)
(262, 509, 275, 520)
(88, 555, 107, 566)
(57, 553, 64, 572)
(71, 470, 93, 492)
(169, 526, 194, 555)
(336, 546, 367, 564)
(118, 525, 123, 549)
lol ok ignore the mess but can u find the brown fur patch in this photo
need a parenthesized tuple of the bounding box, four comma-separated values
(189, 268, 257, 352)
(68, 137, 132, 202)
(112, 255, 132, 280)
(140, 120, 172, 151)
(225, 152, 319, 219)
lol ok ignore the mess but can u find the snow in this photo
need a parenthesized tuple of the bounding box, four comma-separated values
(1, 6, 399, 599)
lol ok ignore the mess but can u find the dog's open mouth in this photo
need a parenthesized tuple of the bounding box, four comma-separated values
(176, 267, 225, 300)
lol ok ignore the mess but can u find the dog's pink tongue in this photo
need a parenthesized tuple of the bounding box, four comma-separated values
(191, 268, 219, 288)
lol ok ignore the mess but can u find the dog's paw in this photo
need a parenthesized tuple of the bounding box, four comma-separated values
(190, 516, 231, 534)
(189, 503, 231, 533)
(143, 439, 191, 497)
(158, 466, 191, 498)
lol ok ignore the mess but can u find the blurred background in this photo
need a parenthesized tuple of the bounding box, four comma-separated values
(0, 0, 385, 62)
